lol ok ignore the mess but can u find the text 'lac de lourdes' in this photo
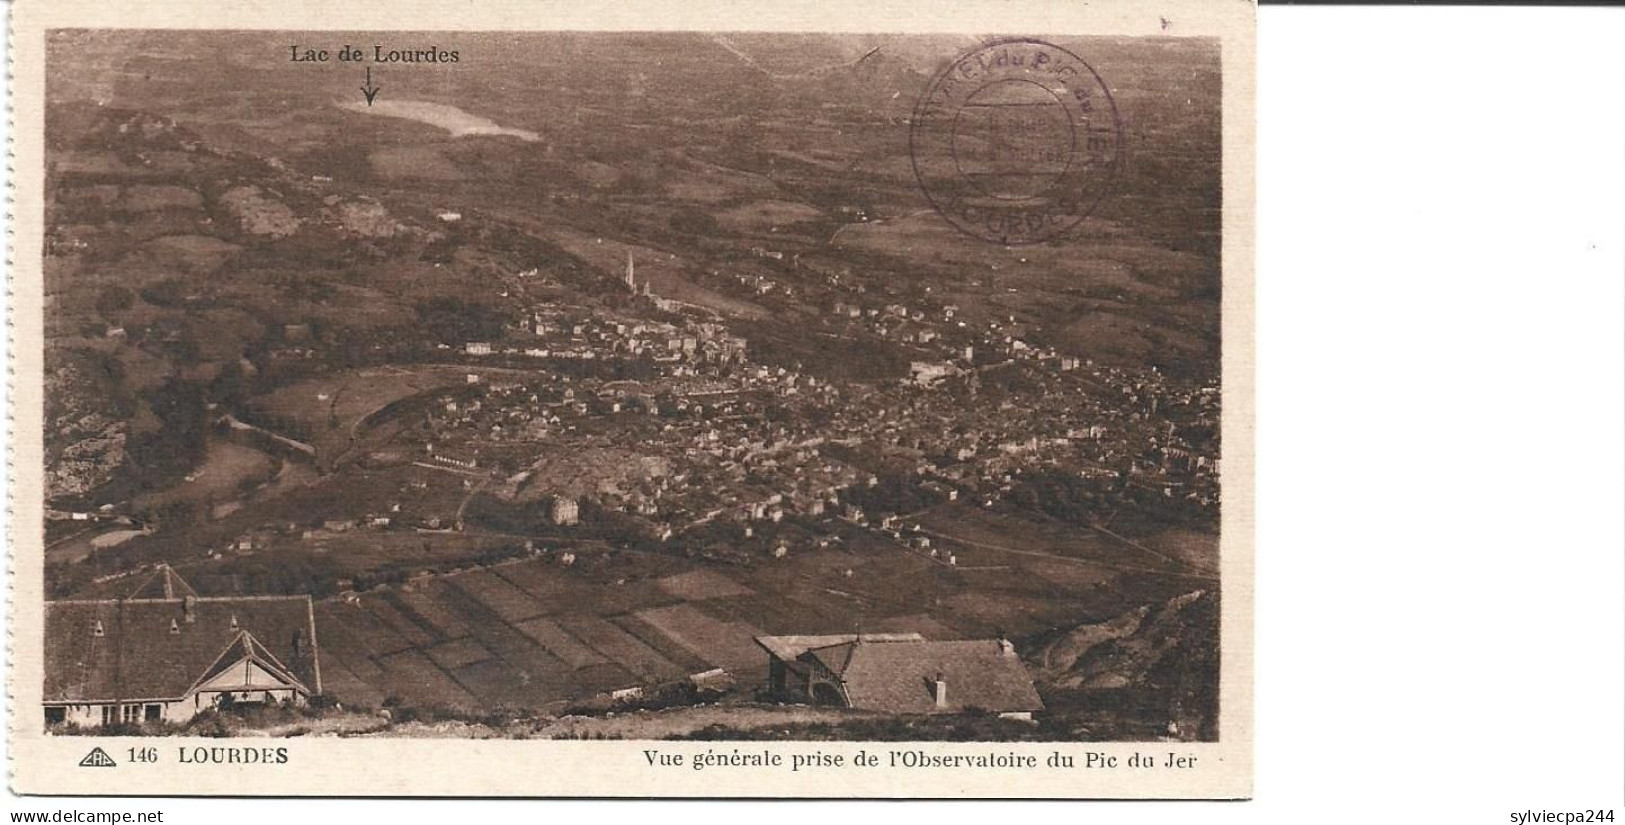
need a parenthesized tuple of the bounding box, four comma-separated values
(290, 44, 460, 63)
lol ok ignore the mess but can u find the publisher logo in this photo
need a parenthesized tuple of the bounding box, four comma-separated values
(77, 748, 117, 768)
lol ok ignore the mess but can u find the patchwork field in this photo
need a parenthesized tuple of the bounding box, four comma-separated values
(633, 603, 765, 673)
(315, 556, 778, 710)
(311, 504, 1215, 711)
(656, 569, 752, 601)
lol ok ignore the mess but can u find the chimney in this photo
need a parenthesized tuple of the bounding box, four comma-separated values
(934, 672, 948, 709)
(183, 595, 196, 623)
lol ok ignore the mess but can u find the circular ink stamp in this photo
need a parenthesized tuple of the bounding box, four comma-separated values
(910, 38, 1122, 245)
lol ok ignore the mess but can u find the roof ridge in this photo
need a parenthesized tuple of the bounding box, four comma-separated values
(122, 563, 200, 601)
(809, 640, 860, 676)
(186, 628, 309, 696)
(185, 630, 255, 697)
(802, 639, 859, 654)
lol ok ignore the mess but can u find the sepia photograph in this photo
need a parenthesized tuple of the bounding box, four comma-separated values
(10, 0, 1255, 798)
(10, 0, 1625, 817)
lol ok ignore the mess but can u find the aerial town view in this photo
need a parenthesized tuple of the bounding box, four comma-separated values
(40, 31, 1226, 742)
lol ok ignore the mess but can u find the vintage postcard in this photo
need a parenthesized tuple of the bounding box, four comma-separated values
(9, 0, 1254, 798)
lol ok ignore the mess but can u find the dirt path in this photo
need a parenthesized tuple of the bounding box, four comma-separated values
(916, 527, 1218, 584)
(531, 704, 882, 739)
(1087, 522, 1219, 578)
(454, 478, 488, 531)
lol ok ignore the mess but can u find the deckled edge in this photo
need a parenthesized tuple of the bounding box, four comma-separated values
(5, 0, 18, 797)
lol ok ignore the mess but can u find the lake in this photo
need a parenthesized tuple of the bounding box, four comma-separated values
(338, 99, 541, 141)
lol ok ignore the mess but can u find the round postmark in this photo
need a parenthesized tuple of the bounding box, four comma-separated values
(910, 38, 1122, 245)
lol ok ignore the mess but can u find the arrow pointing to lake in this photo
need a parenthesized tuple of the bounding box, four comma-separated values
(360, 66, 381, 106)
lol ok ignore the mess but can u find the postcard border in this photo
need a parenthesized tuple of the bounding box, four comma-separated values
(8, 0, 1255, 799)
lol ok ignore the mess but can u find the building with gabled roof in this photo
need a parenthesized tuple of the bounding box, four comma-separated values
(43, 567, 320, 729)
(756, 633, 1043, 720)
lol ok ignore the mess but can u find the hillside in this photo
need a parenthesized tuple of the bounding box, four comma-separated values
(1031, 590, 1220, 741)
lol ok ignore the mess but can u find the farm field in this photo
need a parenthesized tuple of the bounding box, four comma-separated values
(310, 504, 1217, 710)
(916, 503, 1217, 580)
(313, 556, 779, 710)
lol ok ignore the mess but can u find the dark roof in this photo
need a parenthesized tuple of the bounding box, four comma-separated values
(44, 596, 320, 703)
(810, 638, 1044, 715)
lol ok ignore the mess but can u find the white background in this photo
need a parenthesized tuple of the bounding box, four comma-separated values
(5, 5, 1623, 820)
